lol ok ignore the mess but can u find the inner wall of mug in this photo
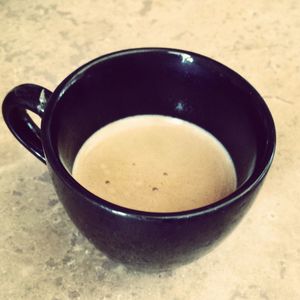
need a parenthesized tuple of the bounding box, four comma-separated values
(50, 50, 269, 189)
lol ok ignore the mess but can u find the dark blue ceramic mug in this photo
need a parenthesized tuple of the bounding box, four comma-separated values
(2, 48, 275, 271)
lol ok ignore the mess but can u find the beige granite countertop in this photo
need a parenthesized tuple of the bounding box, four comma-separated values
(0, 0, 299, 299)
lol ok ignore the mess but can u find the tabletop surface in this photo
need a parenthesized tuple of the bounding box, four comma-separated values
(0, 1, 299, 299)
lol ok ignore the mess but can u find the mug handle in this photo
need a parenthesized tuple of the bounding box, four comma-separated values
(2, 84, 52, 164)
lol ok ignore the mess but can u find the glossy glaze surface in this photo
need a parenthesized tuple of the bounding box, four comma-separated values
(3, 48, 275, 270)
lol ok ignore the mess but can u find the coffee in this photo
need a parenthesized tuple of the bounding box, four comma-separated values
(72, 115, 236, 212)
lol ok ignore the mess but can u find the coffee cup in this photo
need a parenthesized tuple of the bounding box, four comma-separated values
(2, 48, 276, 270)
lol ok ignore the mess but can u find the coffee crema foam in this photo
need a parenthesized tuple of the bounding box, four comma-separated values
(72, 115, 237, 212)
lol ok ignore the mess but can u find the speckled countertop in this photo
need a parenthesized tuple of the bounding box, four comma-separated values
(0, 0, 299, 299)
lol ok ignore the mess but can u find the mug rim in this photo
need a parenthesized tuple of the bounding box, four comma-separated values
(41, 47, 276, 220)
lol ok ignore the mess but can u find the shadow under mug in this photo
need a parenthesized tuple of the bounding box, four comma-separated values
(2, 48, 276, 271)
